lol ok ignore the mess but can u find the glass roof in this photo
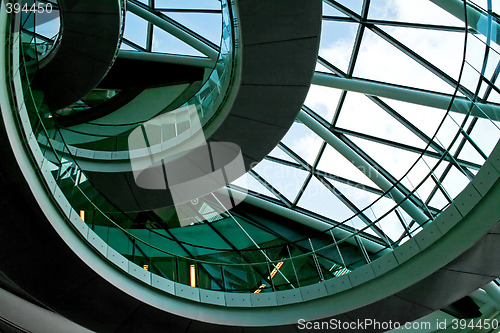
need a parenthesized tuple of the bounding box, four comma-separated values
(19, 0, 499, 293)
(229, 0, 500, 248)
(96, 0, 500, 256)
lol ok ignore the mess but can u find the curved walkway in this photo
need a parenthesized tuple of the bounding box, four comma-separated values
(31, 0, 123, 111)
(81, 0, 323, 211)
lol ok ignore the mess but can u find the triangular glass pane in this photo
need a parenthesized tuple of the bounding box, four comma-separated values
(446, 116, 475, 158)
(152, 26, 204, 56)
(167, 12, 222, 45)
(231, 172, 278, 200)
(322, 2, 349, 17)
(120, 44, 136, 51)
(428, 189, 450, 211)
(422, 156, 444, 175)
(267, 146, 297, 164)
(409, 171, 439, 205)
(393, 207, 413, 233)
(364, 193, 407, 242)
(319, 21, 359, 74)
(406, 157, 447, 205)
(316, 144, 378, 189)
(347, 215, 377, 237)
(435, 114, 465, 150)
(458, 139, 487, 166)
(461, 59, 483, 94)
(380, 26, 464, 82)
(441, 165, 471, 199)
(431, 159, 451, 180)
(304, 85, 342, 122)
(353, 29, 456, 94)
(253, 160, 309, 202)
(349, 135, 422, 180)
(380, 98, 447, 142)
(368, 0, 463, 26)
(480, 49, 500, 93)
(123, 13, 148, 48)
(297, 176, 355, 222)
(280, 122, 324, 165)
(369, 194, 396, 219)
(470, 117, 500, 157)
(336, 92, 430, 150)
(373, 211, 405, 242)
(319, 179, 397, 240)
(332, 0, 363, 16)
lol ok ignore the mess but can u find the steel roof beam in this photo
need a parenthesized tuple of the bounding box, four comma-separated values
(302, 105, 433, 214)
(118, 50, 216, 68)
(313, 72, 500, 121)
(297, 109, 430, 225)
(333, 127, 482, 171)
(322, 16, 467, 33)
(127, 1, 219, 60)
(228, 187, 388, 253)
(273, 142, 393, 244)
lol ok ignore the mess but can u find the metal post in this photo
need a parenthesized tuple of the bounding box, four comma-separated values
(220, 265, 227, 292)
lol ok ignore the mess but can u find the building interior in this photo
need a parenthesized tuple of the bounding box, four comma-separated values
(0, 0, 499, 332)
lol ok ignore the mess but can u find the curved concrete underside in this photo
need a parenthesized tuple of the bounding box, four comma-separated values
(81, 0, 323, 212)
(31, 0, 123, 112)
(54, 83, 199, 144)
(54, 57, 205, 128)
